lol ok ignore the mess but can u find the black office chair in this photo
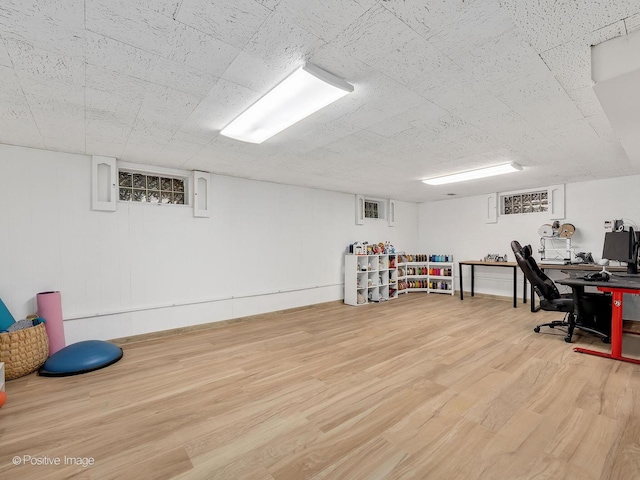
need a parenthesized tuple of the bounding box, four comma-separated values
(511, 240, 611, 343)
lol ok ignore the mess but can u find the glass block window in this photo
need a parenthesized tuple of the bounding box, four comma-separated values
(118, 170, 186, 205)
(502, 190, 548, 215)
(364, 201, 379, 219)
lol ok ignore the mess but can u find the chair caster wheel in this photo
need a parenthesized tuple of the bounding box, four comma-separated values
(564, 336, 572, 343)
(602, 337, 610, 344)
(534, 326, 540, 333)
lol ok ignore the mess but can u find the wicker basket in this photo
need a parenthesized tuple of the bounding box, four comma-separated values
(0, 322, 49, 380)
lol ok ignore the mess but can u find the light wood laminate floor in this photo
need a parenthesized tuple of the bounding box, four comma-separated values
(1, 294, 639, 479)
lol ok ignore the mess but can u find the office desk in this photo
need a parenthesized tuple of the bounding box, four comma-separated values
(459, 261, 527, 308)
(530, 264, 627, 312)
(556, 275, 640, 365)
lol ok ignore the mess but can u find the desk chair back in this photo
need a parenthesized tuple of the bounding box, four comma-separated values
(511, 240, 571, 312)
(511, 240, 611, 343)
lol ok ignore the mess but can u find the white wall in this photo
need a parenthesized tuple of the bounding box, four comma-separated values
(418, 176, 640, 296)
(0, 144, 419, 343)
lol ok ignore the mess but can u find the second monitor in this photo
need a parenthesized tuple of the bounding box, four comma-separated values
(602, 227, 639, 274)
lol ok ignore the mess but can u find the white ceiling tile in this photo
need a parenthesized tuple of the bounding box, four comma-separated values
(182, 78, 257, 133)
(495, 64, 566, 109)
(513, 95, 584, 130)
(136, 0, 182, 18)
(42, 134, 85, 155)
(220, 51, 289, 93)
(590, 20, 627, 46)
(85, 66, 147, 120)
(0, 64, 25, 101)
(243, 10, 326, 71)
(568, 86, 606, 117)
(120, 142, 164, 164)
(0, 0, 85, 58)
(501, 0, 637, 53)
(168, 24, 240, 77)
(540, 41, 592, 91)
(29, 100, 84, 129)
(372, 37, 451, 88)
(6, 38, 84, 87)
(410, 60, 467, 98)
(170, 129, 215, 147)
(175, 0, 271, 50)
(353, 72, 426, 119)
(0, 64, 43, 146)
(0, 38, 12, 68)
(366, 101, 448, 139)
(136, 84, 200, 126)
(337, 104, 386, 130)
(329, 4, 420, 67)
(309, 43, 373, 82)
(254, 0, 281, 10)
(85, 138, 126, 158)
(85, 32, 157, 81)
(274, 0, 376, 42)
(147, 57, 218, 97)
(626, 13, 640, 33)
(424, 82, 494, 120)
(453, 30, 540, 85)
(86, 108, 135, 143)
(0, 104, 43, 149)
(323, 130, 386, 156)
(587, 113, 620, 142)
(127, 118, 178, 143)
(377, 0, 503, 39)
(86, 0, 180, 57)
(426, 1, 514, 57)
(151, 139, 205, 167)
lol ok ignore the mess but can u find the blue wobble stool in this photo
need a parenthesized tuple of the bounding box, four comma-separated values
(39, 340, 123, 377)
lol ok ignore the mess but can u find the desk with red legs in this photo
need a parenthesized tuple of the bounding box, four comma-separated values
(557, 276, 640, 365)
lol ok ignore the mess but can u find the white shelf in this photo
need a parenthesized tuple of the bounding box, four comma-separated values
(429, 288, 452, 294)
(347, 253, 455, 302)
(404, 254, 455, 296)
(345, 253, 399, 306)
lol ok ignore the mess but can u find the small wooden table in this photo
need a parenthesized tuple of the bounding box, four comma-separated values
(458, 261, 525, 308)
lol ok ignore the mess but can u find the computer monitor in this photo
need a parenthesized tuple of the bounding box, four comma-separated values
(602, 227, 638, 274)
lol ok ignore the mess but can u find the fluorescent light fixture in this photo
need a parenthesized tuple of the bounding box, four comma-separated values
(422, 162, 523, 185)
(220, 63, 354, 144)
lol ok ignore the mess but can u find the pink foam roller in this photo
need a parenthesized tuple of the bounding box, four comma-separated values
(37, 291, 66, 356)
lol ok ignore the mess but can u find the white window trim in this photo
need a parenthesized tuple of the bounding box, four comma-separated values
(117, 161, 192, 207)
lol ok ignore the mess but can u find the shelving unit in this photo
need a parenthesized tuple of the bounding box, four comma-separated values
(397, 255, 408, 294)
(345, 252, 454, 306)
(344, 254, 399, 306)
(399, 254, 455, 296)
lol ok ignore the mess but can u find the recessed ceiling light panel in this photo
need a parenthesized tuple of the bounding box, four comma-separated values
(422, 162, 522, 185)
(220, 63, 354, 144)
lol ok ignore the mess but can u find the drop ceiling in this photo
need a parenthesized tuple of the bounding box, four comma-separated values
(1, 0, 639, 202)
